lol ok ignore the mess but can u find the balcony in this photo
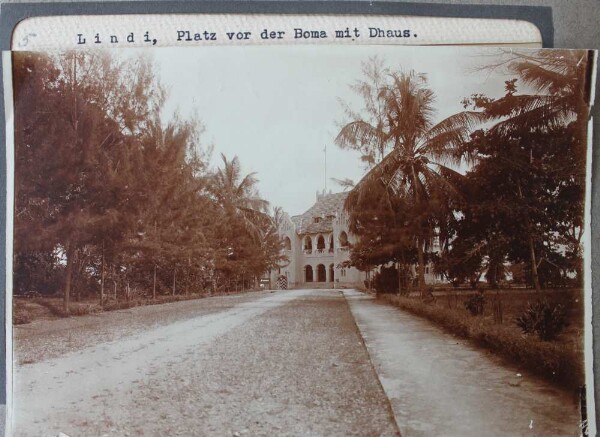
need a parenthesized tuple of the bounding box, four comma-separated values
(303, 248, 334, 258)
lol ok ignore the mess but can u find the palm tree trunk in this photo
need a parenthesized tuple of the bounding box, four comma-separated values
(410, 167, 427, 296)
(416, 237, 426, 296)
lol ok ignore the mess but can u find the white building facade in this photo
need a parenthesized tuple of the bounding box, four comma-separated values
(271, 190, 367, 289)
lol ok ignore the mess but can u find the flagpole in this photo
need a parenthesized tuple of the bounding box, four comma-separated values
(324, 144, 327, 192)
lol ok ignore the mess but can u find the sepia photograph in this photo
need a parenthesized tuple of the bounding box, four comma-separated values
(8, 44, 596, 436)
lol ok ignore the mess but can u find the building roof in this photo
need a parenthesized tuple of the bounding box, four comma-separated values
(291, 191, 348, 235)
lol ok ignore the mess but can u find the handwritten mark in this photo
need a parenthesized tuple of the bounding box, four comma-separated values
(18, 33, 37, 48)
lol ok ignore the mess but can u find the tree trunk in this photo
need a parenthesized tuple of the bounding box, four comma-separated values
(153, 264, 157, 300)
(528, 235, 542, 292)
(517, 179, 541, 292)
(63, 240, 74, 315)
(416, 237, 426, 296)
(397, 262, 402, 295)
(172, 269, 176, 296)
(100, 240, 105, 307)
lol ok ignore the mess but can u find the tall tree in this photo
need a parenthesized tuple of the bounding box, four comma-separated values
(338, 69, 481, 295)
(461, 49, 593, 290)
(13, 51, 167, 313)
(209, 154, 280, 289)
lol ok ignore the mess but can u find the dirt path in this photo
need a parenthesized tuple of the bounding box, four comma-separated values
(13, 290, 399, 437)
(14, 290, 274, 365)
(344, 290, 582, 437)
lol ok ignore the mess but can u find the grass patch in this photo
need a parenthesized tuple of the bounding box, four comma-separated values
(379, 291, 584, 391)
(13, 304, 32, 325)
(13, 288, 264, 324)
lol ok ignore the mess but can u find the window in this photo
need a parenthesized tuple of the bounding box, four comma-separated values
(305, 265, 313, 282)
(316, 264, 326, 282)
(314, 217, 322, 223)
(304, 236, 312, 251)
(339, 231, 349, 247)
(317, 235, 325, 250)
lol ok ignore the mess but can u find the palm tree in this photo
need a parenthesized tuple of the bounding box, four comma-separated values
(338, 70, 482, 295)
(481, 50, 591, 135)
(210, 153, 271, 241)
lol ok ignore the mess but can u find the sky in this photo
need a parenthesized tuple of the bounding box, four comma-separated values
(130, 45, 516, 216)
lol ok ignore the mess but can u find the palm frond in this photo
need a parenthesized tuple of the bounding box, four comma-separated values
(334, 120, 382, 149)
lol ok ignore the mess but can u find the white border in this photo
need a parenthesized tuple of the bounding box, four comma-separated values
(3, 50, 14, 437)
(11, 14, 542, 50)
(584, 50, 598, 437)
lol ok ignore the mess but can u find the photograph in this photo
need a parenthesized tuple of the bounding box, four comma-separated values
(8, 44, 596, 436)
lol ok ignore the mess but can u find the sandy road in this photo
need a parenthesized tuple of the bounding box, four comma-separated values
(12, 289, 582, 437)
(13, 290, 398, 437)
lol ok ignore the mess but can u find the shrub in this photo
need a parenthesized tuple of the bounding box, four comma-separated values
(464, 291, 485, 316)
(373, 266, 399, 294)
(515, 300, 568, 341)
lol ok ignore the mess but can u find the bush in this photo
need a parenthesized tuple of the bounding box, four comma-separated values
(464, 291, 485, 316)
(373, 266, 399, 294)
(515, 300, 568, 341)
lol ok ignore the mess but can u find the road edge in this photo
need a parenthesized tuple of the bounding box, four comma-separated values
(341, 289, 402, 437)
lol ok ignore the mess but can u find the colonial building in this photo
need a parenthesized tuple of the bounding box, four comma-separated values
(271, 190, 367, 289)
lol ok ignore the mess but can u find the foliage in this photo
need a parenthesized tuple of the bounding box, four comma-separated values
(337, 61, 481, 294)
(13, 51, 284, 314)
(464, 291, 486, 316)
(515, 300, 568, 341)
(372, 265, 401, 295)
(457, 50, 592, 290)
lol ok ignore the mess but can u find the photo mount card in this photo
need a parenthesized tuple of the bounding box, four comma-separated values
(1, 3, 599, 437)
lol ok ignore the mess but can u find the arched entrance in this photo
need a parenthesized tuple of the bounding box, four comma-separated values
(283, 236, 291, 250)
(329, 264, 335, 282)
(317, 264, 327, 282)
(305, 265, 313, 282)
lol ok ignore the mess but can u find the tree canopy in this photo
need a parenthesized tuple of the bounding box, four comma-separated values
(13, 51, 283, 313)
(337, 50, 592, 294)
